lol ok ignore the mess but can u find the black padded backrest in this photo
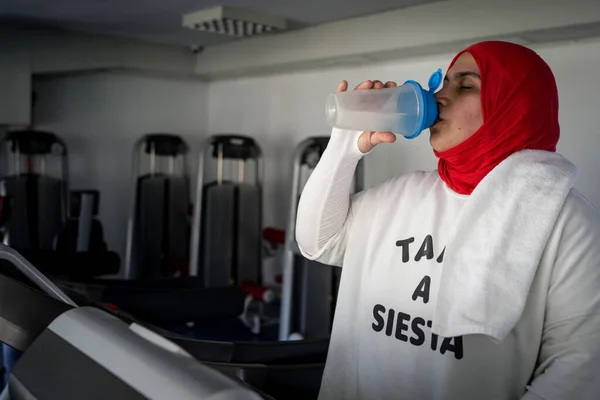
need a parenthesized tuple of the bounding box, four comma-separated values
(200, 181, 261, 287)
(292, 256, 334, 340)
(136, 175, 165, 278)
(201, 182, 235, 287)
(135, 174, 189, 278)
(37, 177, 64, 250)
(236, 183, 261, 285)
(201, 183, 236, 287)
(4, 175, 33, 248)
(166, 175, 190, 264)
(4, 174, 64, 251)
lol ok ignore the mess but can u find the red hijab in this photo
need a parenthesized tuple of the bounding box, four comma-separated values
(434, 41, 560, 195)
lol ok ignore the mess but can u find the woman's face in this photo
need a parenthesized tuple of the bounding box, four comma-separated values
(429, 53, 484, 153)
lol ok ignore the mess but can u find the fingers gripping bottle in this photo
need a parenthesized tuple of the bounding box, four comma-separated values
(326, 69, 443, 139)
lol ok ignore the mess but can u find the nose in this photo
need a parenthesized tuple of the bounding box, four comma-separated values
(435, 87, 449, 109)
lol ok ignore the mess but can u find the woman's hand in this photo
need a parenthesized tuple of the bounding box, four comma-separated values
(336, 80, 398, 153)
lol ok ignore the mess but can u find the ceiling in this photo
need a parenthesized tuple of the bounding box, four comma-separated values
(0, 0, 436, 48)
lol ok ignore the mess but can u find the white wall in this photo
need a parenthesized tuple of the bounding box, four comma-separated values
(33, 72, 208, 266)
(207, 38, 600, 237)
(0, 51, 31, 125)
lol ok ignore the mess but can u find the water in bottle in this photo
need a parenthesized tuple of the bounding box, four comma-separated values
(326, 69, 443, 139)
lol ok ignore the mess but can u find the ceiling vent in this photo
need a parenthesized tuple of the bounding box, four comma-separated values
(182, 5, 288, 38)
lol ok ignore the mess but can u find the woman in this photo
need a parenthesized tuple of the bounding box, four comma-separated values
(296, 41, 600, 399)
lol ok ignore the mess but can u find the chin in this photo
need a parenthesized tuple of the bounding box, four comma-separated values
(429, 128, 446, 153)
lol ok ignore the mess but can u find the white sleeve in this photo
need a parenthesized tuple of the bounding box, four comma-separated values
(522, 191, 600, 400)
(295, 128, 372, 267)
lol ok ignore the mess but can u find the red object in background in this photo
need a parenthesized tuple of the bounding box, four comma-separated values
(240, 281, 275, 303)
(103, 303, 119, 311)
(263, 227, 285, 245)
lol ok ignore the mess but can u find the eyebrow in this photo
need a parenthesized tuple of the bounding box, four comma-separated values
(444, 71, 481, 81)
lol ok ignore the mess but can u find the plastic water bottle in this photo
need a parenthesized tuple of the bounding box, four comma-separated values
(326, 69, 443, 139)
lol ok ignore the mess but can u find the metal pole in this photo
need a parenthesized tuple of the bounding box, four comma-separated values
(124, 137, 144, 279)
(188, 137, 209, 277)
(238, 160, 244, 183)
(278, 137, 312, 341)
(217, 143, 223, 185)
(150, 141, 156, 175)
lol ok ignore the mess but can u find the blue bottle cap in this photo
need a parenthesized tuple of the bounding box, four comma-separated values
(428, 68, 443, 92)
(402, 68, 442, 139)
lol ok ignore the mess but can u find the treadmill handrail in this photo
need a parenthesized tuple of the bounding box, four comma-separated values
(0, 244, 76, 306)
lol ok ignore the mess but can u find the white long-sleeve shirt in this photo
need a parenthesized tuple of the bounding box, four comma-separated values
(296, 128, 600, 400)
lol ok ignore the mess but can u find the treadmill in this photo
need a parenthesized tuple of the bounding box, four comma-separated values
(0, 245, 325, 399)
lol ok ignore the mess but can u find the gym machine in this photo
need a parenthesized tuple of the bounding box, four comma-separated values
(278, 137, 365, 341)
(45, 133, 274, 340)
(0, 130, 119, 279)
(51, 190, 120, 279)
(0, 130, 68, 252)
(0, 245, 326, 399)
(186, 134, 278, 338)
(124, 134, 191, 279)
(189, 135, 263, 288)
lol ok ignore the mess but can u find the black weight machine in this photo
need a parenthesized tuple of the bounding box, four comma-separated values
(68, 134, 273, 340)
(189, 135, 263, 288)
(124, 134, 191, 279)
(0, 130, 119, 279)
(0, 130, 67, 253)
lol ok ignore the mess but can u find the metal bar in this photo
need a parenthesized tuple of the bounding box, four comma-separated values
(278, 137, 311, 341)
(150, 142, 156, 175)
(124, 137, 144, 279)
(188, 137, 209, 277)
(238, 160, 244, 183)
(217, 143, 223, 185)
